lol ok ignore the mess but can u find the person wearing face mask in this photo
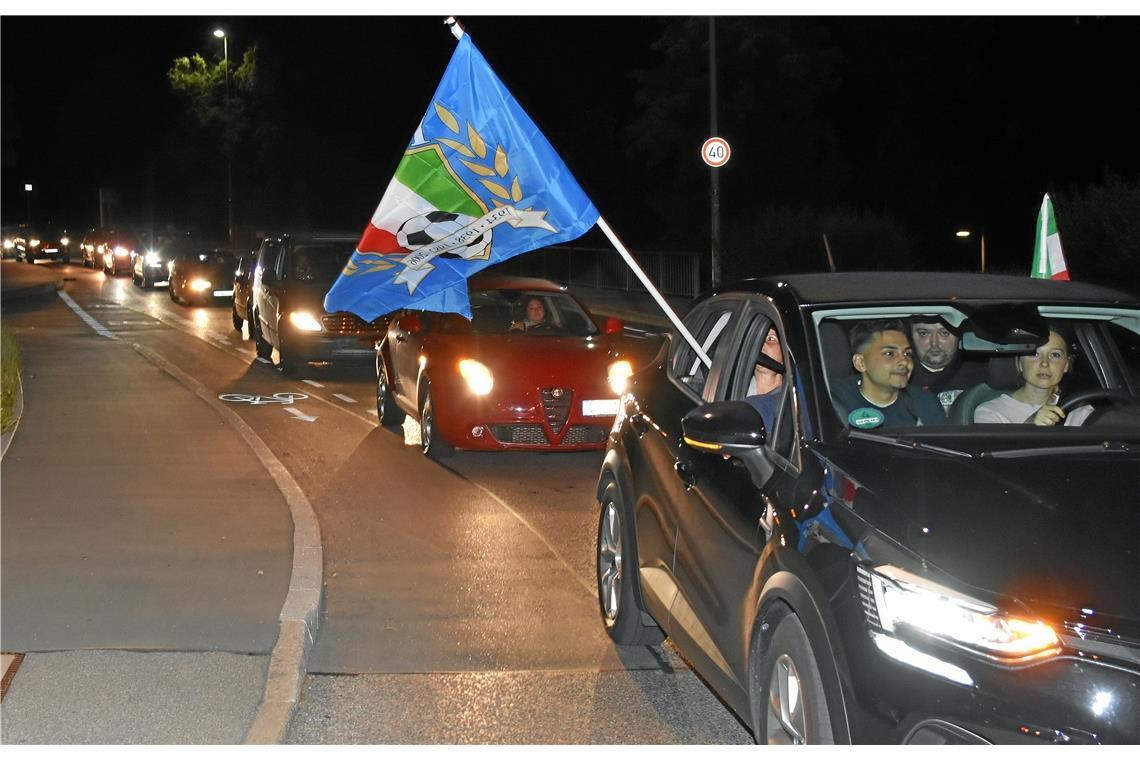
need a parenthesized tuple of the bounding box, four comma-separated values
(973, 328, 1093, 426)
(744, 328, 784, 431)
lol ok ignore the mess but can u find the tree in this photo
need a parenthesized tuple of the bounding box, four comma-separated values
(1052, 173, 1140, 287)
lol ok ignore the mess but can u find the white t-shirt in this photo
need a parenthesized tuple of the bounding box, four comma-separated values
(974, 393, 1093, 426)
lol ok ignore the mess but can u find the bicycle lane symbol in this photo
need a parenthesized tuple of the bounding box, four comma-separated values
(218, 392, 310, 405)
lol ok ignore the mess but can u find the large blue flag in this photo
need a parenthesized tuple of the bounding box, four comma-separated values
(324, 34, 599, 320)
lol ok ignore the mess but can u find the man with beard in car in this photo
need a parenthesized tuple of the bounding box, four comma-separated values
(832, 318, 946, 428)
(909, 316, 987, 413)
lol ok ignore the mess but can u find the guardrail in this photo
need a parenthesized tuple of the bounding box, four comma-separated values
(498, 246, 702, 298)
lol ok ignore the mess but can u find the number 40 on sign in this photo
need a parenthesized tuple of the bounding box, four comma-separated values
(701, 137, 731, 168)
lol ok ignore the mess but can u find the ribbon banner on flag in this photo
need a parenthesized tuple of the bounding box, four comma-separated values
(324, 34, 600, 320)
(1031, 193, 1070, 281)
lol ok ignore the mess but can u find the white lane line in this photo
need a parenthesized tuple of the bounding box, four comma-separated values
(367, 409, 378, 416)
(332, 393, 357, 404)
(284, 407, 318, 422)
(256, 357, 273, 364)
(302, 380, 324, 388)
(58, 291, 117, 339)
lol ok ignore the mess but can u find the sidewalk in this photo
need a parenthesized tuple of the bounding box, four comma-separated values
(1, 287, 298, 743)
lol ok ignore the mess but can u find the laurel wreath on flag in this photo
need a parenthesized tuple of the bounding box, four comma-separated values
(433, 102, 526, 208)
(343, 103, 529, 279)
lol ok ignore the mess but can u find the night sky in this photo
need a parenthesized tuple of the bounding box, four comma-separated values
(3, 14, 1137, 282)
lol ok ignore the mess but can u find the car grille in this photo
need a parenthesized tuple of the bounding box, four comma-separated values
(489, 424, 548, 445)
(855, 564, 882, 629)
(541, 388, 572, 434)
(321, 312, 386, 336)
(562, 425, 608, 445)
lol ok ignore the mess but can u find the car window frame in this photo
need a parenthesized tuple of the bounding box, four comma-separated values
(667, 295, 743, 403)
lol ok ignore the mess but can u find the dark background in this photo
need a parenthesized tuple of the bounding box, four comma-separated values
(3, 15, 1137, 285)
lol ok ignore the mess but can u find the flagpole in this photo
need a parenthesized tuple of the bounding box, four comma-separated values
(596, 216, 712, 368)
(445, 16, 464, 40)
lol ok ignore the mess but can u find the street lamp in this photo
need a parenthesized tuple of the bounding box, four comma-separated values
(24, 183, 33, 228)
(955, 229, 987, 272)
(213, 28, 233, 252)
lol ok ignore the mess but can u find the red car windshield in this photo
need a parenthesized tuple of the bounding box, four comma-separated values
(463, 289, 599, 337)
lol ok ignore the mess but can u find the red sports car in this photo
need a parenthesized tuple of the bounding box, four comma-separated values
(375, 276, 658, 457)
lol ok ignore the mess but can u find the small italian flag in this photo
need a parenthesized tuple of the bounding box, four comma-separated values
(1031, 193, 1070, 281)
(358, 145, 484, 256)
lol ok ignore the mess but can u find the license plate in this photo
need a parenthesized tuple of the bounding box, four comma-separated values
(582, 398, 619, 416)
(212, 289, 234, 297)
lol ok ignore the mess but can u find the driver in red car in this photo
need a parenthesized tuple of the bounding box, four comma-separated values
(510, 296, 551, 332)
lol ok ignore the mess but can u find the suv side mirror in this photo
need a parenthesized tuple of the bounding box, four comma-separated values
(398, 313, 423, 334)
(682, 401, 775, 489)
(603, 316, 624, 334)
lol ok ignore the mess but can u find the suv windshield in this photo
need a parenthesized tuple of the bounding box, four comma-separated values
(814, 304, 1140, 435)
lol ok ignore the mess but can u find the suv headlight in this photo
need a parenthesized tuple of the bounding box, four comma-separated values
(289, 311, 323, 332)
(862, 564, 1060, 664)
(145, 251, 162, 266)
(458, 359, 494, 395)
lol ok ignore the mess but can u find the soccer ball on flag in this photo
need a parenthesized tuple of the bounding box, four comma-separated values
(396, 210, 491, 259)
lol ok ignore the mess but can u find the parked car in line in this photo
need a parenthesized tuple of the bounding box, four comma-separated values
(230, 249, 258, 332)
(168, 250, 237, 306)
(132, 234, 197, 289)
(249, 232, 387, 375)
(13, 226, 74, 263)
(596, 272, 1140, 745)
(376, 275, 660, 458)
(79, 228, 105, 268)
(100, 229, 141, 275)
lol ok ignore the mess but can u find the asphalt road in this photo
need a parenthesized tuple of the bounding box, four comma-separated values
(1, 260, 752, 744)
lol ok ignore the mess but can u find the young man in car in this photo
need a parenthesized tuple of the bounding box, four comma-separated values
(832, 318, 946, 428)
(909, 316, 986, 413)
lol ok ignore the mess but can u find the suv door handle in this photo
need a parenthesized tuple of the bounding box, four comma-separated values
(674, 460, 697, 487)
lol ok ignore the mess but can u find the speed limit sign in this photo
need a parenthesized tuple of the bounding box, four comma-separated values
(701, 137, 731, 167)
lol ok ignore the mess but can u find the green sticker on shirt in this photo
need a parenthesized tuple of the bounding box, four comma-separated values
(848, 407, 885, 429)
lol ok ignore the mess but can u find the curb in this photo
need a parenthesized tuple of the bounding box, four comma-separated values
(0, 279, 64, 305)
(1, 372, 24, 461)
(128, 342, 323, 744)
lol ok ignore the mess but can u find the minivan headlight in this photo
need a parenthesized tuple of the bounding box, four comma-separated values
(864, 564, 1060, 664)
(458, 359, 494, 395)
(289, 311, 323, 332)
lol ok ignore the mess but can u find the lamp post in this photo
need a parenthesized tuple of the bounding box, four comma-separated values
(956, 229, 986, 272)
(24, 183, 33, 228)
(214, 29, 233, 252)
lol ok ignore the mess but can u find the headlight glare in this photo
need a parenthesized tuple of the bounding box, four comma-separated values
(60, 236, 70, 246)
(145, 251, 162, 266)
(868, 565, 1060, 663)
(607, 360, 634, 395)
(458, 359, 494, 395)
(189, 278, 212, 292)
(289, 311, 323, 332)
(30, 238, 41, 247)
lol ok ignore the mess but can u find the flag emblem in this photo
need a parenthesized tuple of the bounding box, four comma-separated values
(325, 35, 598, 320)
(1031, 193, 1070, 281)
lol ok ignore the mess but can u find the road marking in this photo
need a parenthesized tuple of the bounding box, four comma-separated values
(219, 392, 309, 405)
(58, 291, 117, 339)
(284, 407, 318, 422)
(332, 393, 357, 404)
(255, 357, 273, 364)
(367, 409, 378, 416)
(302, 380, 324, 388)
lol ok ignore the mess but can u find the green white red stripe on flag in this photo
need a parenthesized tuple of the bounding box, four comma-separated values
(1031, 193, 1070, 281)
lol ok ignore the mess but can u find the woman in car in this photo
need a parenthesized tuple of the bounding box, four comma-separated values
(974, 327, 1093, 426)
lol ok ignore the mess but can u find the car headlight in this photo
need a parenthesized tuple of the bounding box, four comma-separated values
(145, 251, 162, 266)
(864, 564, 1060, 664)
(60, 236, 69, 246)
(114, 245, 129, 256)
(2, 239, 13, 250)
(189, 278, 212, 292)
(289, 311, 323, 332)
(30, 238, 41, 248)
(607, 360, 634, 395)
(458, 359, 494, 395)
(96, 244, 105, 253)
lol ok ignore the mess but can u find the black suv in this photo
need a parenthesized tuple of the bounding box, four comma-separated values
(249, 232, 389, 374)
(597, 272, 1139, 744)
